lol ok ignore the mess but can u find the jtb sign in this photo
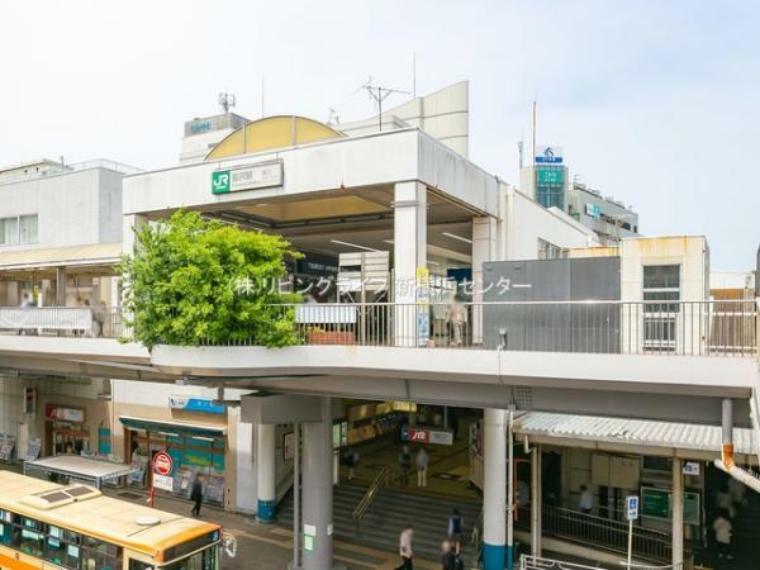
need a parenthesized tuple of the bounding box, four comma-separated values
(535, 145, 563, 164)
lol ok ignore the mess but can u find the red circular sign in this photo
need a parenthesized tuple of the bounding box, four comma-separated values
(153, 451, 173, 476)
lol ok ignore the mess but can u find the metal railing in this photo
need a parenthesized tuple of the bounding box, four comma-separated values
(541, 505, 672, 563)
(282, 299, 757, 357)
(352, 465, 392, 534)
(4, 300, 756, 359)
(0, 307, 124, 338)
(519, 555, 684, 570)
(0, 159, 142, 185)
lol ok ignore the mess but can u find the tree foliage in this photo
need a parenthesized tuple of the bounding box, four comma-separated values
(120, 210, 300, 349)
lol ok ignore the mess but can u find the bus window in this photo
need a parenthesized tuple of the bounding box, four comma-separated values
(44, 525, 66, 566)
(81, 535, 122, 570)
(129, 561, 155, 570)
(0, 510, 12, 546)
(18, 517, 45, 558)
(161, 545, 218, 570)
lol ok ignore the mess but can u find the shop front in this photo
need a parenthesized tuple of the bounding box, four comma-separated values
(120, 417, 227, 505)
(44, 404, 91, 456)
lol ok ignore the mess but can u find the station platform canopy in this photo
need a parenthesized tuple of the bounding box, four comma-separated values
(515, 411, 758, 463)
(23, 455, 139, 489)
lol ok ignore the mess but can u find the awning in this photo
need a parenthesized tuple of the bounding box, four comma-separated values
(0, 242, 121, 271)
(514, 411, 758, 460)
(119, 416, 227, 438)
(23, 455, 138, 489)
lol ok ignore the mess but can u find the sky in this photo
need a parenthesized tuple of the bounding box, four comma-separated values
(1, 0, 758, 270)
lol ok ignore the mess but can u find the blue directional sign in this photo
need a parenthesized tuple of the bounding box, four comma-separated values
(626, 495, 640, 521)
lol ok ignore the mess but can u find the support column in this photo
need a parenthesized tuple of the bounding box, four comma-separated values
(122, 214, 147, 256)
(256, 423, 276, 523)
(672, 458, 684, 568)
(55, 267, 67, 306)
(531, 444, 542, 557)
(301, 397, 334, 570)
(483, 408, 507, 570)
(393, 181, 427, 347)
(472, 217, 497, 344)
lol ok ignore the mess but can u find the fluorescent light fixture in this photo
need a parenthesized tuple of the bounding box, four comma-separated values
(442, 232, 472, 244)
(329, 239, 380, 252)
(191, 436, 216, 442)
(382, 239, 394, 245)
(427, 260, 441, 266)
(158, 431, 180, 438)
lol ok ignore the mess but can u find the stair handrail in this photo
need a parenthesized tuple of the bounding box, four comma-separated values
(352, 465, 393, 533)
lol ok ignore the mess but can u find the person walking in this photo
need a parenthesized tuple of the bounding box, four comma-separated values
(397, 525, 414, 569)
(441, 539, 456, 570)
(399, 445, 411, 487)
(447, 508, 464, 551)
(190, 474, 204, 517)
(343, 446, 359, 481)
(416, 446, 429, 488)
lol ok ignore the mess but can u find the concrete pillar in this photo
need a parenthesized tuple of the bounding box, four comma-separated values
(672, 458, 684, 568)
(55, 267, 67, 306)
(530, 444, 542, 557)
(393, 181, 427, 347)
(472, 217, 497, 344)
(122, 214, 147, 256)
(256, 423, 276, 523)
(301, 397, 334, 570)
(483, 408, 507, 570)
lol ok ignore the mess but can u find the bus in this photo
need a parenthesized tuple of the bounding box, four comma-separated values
(0, 471, 222, 569)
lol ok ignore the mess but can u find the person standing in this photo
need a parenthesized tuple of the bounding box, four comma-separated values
(399, 445, 411, 487)
(416, 447, 429, 488)
(190, 474, 204, 517)
(712, 510, 733, 561)
(579, 485, 593, 514)
(397, 525, 414, 569)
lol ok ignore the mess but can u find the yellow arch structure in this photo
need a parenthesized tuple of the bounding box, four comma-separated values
(206, 115, 344, 160)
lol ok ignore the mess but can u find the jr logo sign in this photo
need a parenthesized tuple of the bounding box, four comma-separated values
(211, 170, 231, 194)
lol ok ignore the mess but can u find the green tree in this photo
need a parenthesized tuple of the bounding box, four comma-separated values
(120, 210, 300, 349)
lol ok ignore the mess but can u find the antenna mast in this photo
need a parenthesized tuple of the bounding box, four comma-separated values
(360, 77, 410, 132)
(218, 91, 236, 114)
(532, 100, 537, 165)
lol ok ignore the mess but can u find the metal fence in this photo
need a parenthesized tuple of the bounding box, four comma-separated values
(519, 555, 684, 570)
(0, 307, 124, 338)
(283, 300, 757, 357)
(541, 506, 672, 564)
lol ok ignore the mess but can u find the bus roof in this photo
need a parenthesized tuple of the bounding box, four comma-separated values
(0, 471, 220, 558)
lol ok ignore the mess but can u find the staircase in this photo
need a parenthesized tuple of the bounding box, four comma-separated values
(278, 483, 482, 566)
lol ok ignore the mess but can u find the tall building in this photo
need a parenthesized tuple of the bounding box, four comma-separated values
(520, 145, 639, 245)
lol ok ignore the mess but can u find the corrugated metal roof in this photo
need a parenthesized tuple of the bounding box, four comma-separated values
(0, 242, 121, 270)
(514, 411, 758, 456)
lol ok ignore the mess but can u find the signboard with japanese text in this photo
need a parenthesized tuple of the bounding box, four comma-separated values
(535, 145, 563, 164)
(169, 395, 225, 415)
(211, 160, 283, 195)
(45, 405, 84, 423)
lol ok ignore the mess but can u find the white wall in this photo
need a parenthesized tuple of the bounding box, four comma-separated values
(0, 168, 123, 250)
(339, 81, 470, 158)
(504, 186, 597, 260)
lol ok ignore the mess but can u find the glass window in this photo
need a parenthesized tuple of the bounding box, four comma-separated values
(0, 217, 19, 245)
(19, 214, 38, 244)
(162, 546, 218, 570)
(19, 517, 45, 558)
(643, 265, 680, 289)
(130, 560, 156, 570)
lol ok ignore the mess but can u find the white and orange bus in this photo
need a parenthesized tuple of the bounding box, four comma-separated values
(0, 471, 223, 569)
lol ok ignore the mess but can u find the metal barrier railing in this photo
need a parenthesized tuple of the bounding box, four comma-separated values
(519, 555, 685, 570)
(0, 307, 124, 338)
(281, 299, 757, 357)
(541, 505, 672, 563)
(352, 465, 392, 534)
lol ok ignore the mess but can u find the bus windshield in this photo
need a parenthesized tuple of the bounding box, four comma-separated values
(160, 545, 218, 570)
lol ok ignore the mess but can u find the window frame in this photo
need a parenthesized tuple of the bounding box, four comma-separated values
(0, 213, 39, 246)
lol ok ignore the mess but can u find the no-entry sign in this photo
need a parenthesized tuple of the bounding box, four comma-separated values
(153, 451, 173, 476)
(152, 451, 174, 492)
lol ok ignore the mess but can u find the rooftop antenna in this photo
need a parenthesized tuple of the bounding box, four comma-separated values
(532, 100, 537, 166)
(359, 76, 410, 132)
(260, 76, 265, 118)
(218, 91, 236, 114)
(412, 52, 417, 99)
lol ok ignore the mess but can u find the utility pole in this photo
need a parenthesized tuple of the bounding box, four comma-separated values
(532, 100, 537, 165)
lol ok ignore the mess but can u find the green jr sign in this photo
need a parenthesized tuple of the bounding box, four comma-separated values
(211, 170, 231, 194)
